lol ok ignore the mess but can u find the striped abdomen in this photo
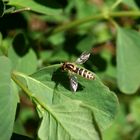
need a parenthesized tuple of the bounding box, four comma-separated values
(62, 62, 95, 79)
(75, 67, 95, 79)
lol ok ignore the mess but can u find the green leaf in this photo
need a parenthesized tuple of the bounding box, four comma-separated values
(76, 35, 96, 52)
(1, 37, 11, 56)
(13, 64, 118, 140)
(117, 27, 140, 94)
(8, 47, 38, 75)
(38, 101, 102, 140)
(48, 33, 65, 45)
(75, 0, 98, 33)
(130, 98, 140, 125)
(9, 0, 62, 15)
(0, 56, 19, 140)
(75, 0, 98, 18)
(40, 49, 70, 63)
(103, 104, 126, 140)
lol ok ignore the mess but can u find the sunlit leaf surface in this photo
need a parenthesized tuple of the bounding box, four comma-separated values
(8, 47, 37, 75)
(13, 64, 118, 140)
(0, 56, 19, 140)
(117, 27, 140, 94)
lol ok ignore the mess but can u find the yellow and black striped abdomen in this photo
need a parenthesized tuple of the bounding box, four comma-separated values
(76, 67, 94, 79)
(62, 62, 95, 80)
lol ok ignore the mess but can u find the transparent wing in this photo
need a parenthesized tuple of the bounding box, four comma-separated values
(75, 51, 90, 64)
(70, 75, 78, 92)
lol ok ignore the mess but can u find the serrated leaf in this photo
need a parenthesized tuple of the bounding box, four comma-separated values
(0, 56, 19, 140)
(9, 0, 62, 15)
(13, 64, 118, 140)
(117, 27, 140, 94)
(8, 47, 37, 75)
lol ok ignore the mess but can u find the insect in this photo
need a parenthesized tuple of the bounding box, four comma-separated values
(62, 51, 95, 92)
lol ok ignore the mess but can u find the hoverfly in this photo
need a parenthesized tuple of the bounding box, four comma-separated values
(62, 52, 95, 92)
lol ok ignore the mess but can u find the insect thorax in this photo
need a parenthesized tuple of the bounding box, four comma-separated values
(62, 62, 76, 72)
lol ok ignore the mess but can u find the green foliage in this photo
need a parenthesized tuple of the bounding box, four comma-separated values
(8, 47, 38, 75)
(0, 56, 19, 140)
(130, 98, 140, 125)
(9, 0, 62, 15)
(117, 27, 140, 94)
(12, 65, 117, 139)
(0, 0, 140, 140)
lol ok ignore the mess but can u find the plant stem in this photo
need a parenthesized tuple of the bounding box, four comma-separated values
(110, 11, 140, 17)
(111, 0, 122, 10)
(11, 7, 31, 14)
(52, 13, 104, 34)
(52, 11, 140, 35)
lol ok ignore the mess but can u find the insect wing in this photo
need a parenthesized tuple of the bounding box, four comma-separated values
(70, 75, 78, 92)
(75, 51, 90, 64)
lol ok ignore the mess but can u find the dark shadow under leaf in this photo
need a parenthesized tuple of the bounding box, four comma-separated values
(11, 133, 33, 140)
